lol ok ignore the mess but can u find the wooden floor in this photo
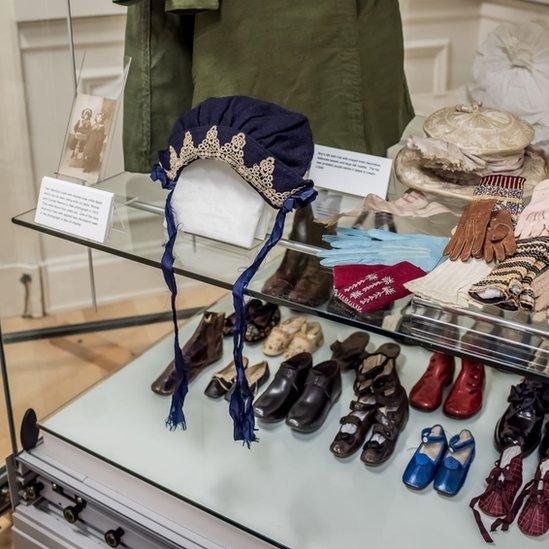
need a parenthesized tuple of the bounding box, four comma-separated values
(0, 284, 226, 547)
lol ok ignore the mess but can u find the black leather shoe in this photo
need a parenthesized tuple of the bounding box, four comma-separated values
(360, 361, 409, 466)
(286, 360, 342, 433)
(494, 379, 549, 457)
(253, 352, 312, 422)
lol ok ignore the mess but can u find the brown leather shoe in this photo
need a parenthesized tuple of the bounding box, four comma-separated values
(287, 255, 333, 307)
(330, 331, 370, 371)
(262, 249, 307, 298)
(262, 205, 333, 298)
(151, 311, 225, 395)
(360, 358, 409, 466)
(330, 397, 377, 458)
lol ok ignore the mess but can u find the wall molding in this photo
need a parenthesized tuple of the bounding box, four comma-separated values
(13, 0, 125, 23)
(18, 14, 125, 52)
(480, 0, 549, 24)
(404, 38, 450, 94)
(79, 66, 124, 95)
(400, 0, 481, 24)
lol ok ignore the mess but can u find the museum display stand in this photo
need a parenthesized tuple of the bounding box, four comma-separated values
(2, 171, 547, 548)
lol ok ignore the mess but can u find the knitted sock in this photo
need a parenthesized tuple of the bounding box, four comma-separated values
(469, 237, 549, 310)
(474, 174, 525, 221)
(404, 258, 494, 308)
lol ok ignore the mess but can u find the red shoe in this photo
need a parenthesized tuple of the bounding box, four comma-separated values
(443, 358, 485, 419)
(470, 446, 524, 543)
(409, 352, 454, 412)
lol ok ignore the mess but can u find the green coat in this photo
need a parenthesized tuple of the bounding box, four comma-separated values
(114, 0, 414, 173)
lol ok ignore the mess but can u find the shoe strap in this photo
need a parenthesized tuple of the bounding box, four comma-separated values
(339, 414, 364, 428)
(448, 433, 475, 451)
(350, 399, 375, 412)
(469, 458, 511, 544)
(371, 410, 401, 441)
(469, 497, 494, 544)
(372, 419, 399, 441)
(275, 365, 301, 391)
(421, 426, 447, 445)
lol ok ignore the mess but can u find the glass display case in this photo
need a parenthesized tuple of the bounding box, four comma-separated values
(2, 1, 549, 549)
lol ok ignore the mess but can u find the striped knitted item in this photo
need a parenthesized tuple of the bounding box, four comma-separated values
(469, 237, 549, 310)
(474, 175, 525, 221)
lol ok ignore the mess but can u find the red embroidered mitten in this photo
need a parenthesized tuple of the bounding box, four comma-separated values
(334, 262, 426, 314)
(333, 264, 384, 292)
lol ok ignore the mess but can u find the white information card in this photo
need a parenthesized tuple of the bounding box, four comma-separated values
(35, 176, 114, 243)
(309, 144, 393, 198)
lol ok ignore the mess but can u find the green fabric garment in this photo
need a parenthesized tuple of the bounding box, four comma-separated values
(115, 0, 414, 173)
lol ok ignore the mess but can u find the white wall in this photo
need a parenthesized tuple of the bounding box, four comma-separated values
(2, 0, 548, 317)
(7, 1, 168, 317)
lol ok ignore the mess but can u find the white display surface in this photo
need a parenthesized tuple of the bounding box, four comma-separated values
(43, 297, 544, 549)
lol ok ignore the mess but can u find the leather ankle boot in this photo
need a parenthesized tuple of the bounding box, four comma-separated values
(361, 360, 409, 465)
(262, 205, 333, 298)
(410, 352, 455, 412)
(288, 255, 333, 307)
(443, 358, 485, 419)
(151, 311, 225, 395)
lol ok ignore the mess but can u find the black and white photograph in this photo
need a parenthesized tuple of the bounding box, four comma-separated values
(59, 93, 116, 184)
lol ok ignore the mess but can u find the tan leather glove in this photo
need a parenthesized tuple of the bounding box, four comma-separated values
(444, 199, 496, 261)
(481, 208, 517, 263)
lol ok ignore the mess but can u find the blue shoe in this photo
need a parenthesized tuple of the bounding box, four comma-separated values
(433, 429, 475, 496)
(403, 425, 448, 490)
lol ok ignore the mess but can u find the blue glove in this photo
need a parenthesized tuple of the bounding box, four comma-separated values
(318, 228, 448, 272)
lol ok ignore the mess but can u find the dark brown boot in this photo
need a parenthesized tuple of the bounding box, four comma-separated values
(262, 205, 333, 298)
(287, 255, 332, 307)
(360, 358, 409, 466)
(151, 311, 225, 395)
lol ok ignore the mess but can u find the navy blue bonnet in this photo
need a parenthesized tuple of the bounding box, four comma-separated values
(151, 96, 317, 446)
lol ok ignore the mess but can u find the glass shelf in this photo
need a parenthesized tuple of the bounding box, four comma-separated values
(12, 171, 548, 379)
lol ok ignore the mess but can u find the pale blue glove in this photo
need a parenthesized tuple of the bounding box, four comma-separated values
(318, 228, 448, 272)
